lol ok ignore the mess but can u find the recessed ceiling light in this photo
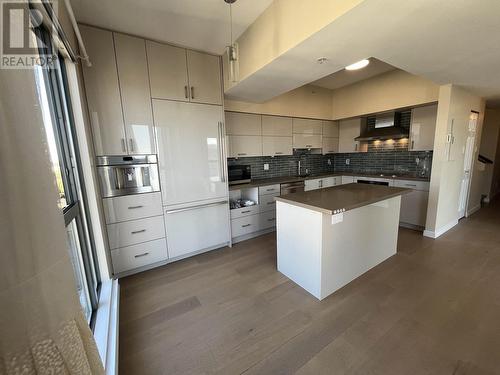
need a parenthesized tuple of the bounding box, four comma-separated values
(345, 59, 370, 70)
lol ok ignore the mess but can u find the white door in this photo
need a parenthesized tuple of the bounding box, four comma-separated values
(153, 100, 227, 206)
(458, 112, 478, 218)
(80, 26, 126, 155)
(165, 202, 229, 258)
(114, 33, 156, 154)
(186, 50, 222, 105)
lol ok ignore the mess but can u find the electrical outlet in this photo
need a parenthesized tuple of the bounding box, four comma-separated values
(263, 163, 269, 171)
(327, 158, 332, 165)
(345, 158, 350, 165)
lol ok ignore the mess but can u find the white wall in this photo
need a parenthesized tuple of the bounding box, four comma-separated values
(425, 85, 485, 238)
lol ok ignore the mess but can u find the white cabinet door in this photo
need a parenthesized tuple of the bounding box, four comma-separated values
(259, 193, 279, 212)
(304, 179, 321, 191)
(399, 190, 429, 227)
(339, 118, 362, 153)
(293, 134, 322, 149)
(187, 50, 222, 105)
(322, 137, 339, 154)
(341, 176, 355, 184)
(165, 202, 229, 258)
(410, 104, 437, 151)
(102, 192, 163, 224)
(114, 33, 155, 154)
(107, 215, 165, 250)
(153, 100, 227, 206)
(262, 136, 293, 156)
(293, 118, 323, 134)
(228, 135, 262, 158)
(322, 120, 339, 137)
(225, 112, 261, 135)
(262, 115, 292, 136)
(80, 25, 126, 156)
(259, 210, 276, 230)
(231, 214, 260, 237)
(147, 41, 189, 101)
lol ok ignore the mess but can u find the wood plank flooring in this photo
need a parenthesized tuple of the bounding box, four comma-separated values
(119, 200, 500, 374)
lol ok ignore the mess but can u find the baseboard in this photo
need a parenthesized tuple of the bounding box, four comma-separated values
(423, 219, 459, 239)
(466, 204, 481, 216)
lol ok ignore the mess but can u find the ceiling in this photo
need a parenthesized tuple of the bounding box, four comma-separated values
(225, 0, 500, 106)
(311, 58, 396, 90)
(70, 0, 273, 55)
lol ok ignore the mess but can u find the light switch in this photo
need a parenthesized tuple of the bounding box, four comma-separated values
(263, 163, 269, 170)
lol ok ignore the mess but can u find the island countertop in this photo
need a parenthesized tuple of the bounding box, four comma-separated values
(274, 183, 410, 215)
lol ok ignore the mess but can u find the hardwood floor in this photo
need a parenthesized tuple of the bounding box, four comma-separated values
(119, 201, 500, 374)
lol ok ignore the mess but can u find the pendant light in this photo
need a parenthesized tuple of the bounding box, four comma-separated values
(225, 0, 239, 82)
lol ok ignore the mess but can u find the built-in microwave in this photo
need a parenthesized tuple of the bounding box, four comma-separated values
(96, 155, 160, 198)
(228, 165, 251, 185)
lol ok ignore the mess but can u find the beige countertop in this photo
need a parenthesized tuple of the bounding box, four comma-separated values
(274, 183, 410, 215)
(229, 172, 429, 191)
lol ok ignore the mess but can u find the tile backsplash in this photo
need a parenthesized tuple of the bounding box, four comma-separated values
(228, 149, 433, 180)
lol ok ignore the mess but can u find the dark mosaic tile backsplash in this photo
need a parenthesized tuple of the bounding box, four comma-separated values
(228, 149, 433, 180)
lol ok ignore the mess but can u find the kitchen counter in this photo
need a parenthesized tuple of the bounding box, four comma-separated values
(275, 183, 410, 215)
(229, 172, 429, 190)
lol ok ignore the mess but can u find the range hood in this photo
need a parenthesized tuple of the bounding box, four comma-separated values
(355, 112, 409, 141)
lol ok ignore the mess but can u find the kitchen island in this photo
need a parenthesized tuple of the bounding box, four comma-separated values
(275, 183, 409, 300)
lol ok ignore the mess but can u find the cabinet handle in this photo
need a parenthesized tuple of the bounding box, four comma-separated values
(242, 224, 251, 228)
(131, 229, 146, 234)
(191, 86, 194, 99)
(184, 86, 188, 99)
(306, 144, 312, 148)
(275, 152, 283, 155)
(217, 121, 226, 182)
(405, 184, 417, 187)
(266, 188, 274, 191)
(129, 138, 135, 152)
(268, 218, 276, 222)
(241, 210, 251, 213)
(128, 205, 144, 209)
(134, 252, 149, 258)
(355, 143, 358, 151)
(121, 138, 126, 152)
(411, 140, 415, 150)
(237, 153, 247, 156)
(267, 201, 274, 205)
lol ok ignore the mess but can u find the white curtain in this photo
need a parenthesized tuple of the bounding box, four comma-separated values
(0, 65, 104, 373)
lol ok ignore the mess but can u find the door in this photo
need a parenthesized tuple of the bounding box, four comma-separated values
(80, 25, 126, 155)
(165, 202, 229, 258)
(458, 112, 478, 218)
(187, 50, 222, 105)
(153, 100, 227, 206)
(114, 33, 156, 154)
(146, 41, 189, 101)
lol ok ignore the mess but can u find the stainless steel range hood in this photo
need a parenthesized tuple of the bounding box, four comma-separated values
(355, 112, 409, 141)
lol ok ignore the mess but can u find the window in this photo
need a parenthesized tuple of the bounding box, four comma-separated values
(34, 28, 100, 325)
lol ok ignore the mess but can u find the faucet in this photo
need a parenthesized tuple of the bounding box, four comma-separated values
(297, 160, 301, 176)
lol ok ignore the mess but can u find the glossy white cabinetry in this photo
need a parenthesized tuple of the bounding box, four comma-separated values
(225, 112, 262, 135)
(304, 179, 321, 191)
(107, 215, 165, 249)
(231, 214, 261, 238)
(228, 136, 263, 157)
(80, 26, 126, 156)
(394, 179, 430, 191)
(322, 137, 339, 154)
(164, 202, 229, 259)
(322, 120, 339, 137)
(147, 41, 189, 101)
(262, 116, 292, 136)
(410, 104, 437, 151)
(102, 192, 163, 224)
(341, 176, 355, 184)
(258, 184, 280, 195)
(339, 118, 362, 153)
(394, 179, 430, 227)
(293, 118, 323, 134)
(293, 134, 322, 149)
(259, 193, 279, 212)
(153, 100, 227, 206)
(263, 136, 293, 156)
(230, 204, 260, 219)
(186, 50, 222, 105)
(114, 33, 155, 154)
(111, 238, 168, 274)
(259, 210, 276, 230)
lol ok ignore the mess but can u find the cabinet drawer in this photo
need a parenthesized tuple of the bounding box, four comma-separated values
(230, 205, 259, 219)
(228, 135, 262, 157)
(111, 238, 168, 274)
(293, 134, 322, 149)
(394, 179, 430, 191)
(107, 215, 165, 249)
(304, 179, 321, 191)
(103, 192, 163, 224)
(259, 210, 276, 230)
(231, 214, 260, 238)
(322, 177, 335, 188)
(341, 176, 355, 185)
(258, 184, 280, 196)
(259, 193, 278, 212)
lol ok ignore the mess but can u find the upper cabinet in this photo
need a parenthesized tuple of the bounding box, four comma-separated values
(322, 121, 339, 137)
(293, 118, 323, 134)
(225, 112, 261, 135)
(147, 41, 189, 102)
(114, 33, 155, 154)
(81, 26, 155, 155)
(262, 115, 292, 136)
(339, 118, 363, 153)
(80, 26, 126, 156)
(147, 42, 222, 105)
(410, 104, 437, 151)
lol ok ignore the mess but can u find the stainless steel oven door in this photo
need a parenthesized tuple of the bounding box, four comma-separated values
(97, 163, 160, 198)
